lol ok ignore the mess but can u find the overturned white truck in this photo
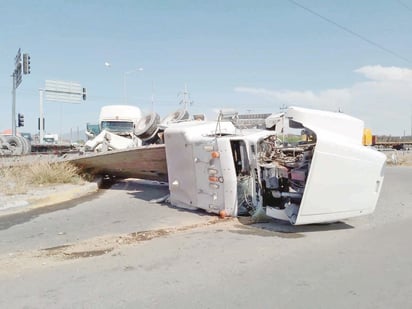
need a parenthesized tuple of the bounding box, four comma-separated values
(164, 106, 386, 225)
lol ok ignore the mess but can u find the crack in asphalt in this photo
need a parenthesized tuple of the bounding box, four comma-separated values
(39, 217, 231, 260)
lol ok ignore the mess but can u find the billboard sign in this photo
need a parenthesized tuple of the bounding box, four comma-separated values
(45, 80, 84, 103)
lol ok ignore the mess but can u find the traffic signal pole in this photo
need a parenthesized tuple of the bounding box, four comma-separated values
(11, 71, 16, 136)
(11, 48, 30, 136)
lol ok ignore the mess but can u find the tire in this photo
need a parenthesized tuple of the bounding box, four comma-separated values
(0, 135, 6, 155)
(5, 135, 23, 155)
(0, 135, 6, 146)
(134, 112, 160, 140)
(160, 109, 189, 125)
(19, 135, 31, 154)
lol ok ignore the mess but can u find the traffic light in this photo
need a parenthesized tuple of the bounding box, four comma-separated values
(38, 118, 45, 130)
(23, 53, 31, 74)
(18, 113, 24, 127)
(82, 87, 86, 100)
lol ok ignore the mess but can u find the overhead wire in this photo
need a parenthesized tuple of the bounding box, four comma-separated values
(397, 0, 412, 11)
(288, 0, 411, 64)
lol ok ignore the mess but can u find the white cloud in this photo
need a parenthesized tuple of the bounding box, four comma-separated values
(354, 65, 412, 82)
(234, 87, 351, 112)
(234, 65, 412, 135)
(234, 87, 318, 104)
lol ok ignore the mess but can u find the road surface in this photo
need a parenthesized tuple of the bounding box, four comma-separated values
(0, 167, 411, 308)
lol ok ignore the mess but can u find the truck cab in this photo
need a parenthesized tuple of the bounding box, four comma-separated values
(164, 106, 386, 225)
(43, 134, 58, 144)
(98, 105, 143, 137)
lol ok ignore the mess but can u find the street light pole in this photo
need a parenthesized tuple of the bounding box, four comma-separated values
(39, 89, 44, 143)
(123, 67, 143, 104)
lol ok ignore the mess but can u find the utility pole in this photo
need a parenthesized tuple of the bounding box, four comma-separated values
(279, 104, 288, 112)
(179, 84, 193, 111)
(11, 48, 21, 136)
(151, 81, 155, 112)
(279, 104, 288, 142)
(39, 89, 44, 142)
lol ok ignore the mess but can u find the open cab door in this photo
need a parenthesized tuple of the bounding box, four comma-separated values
(261, 107, 386, 225)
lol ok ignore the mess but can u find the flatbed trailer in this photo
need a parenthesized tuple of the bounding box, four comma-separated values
(69, 144, 167, 182)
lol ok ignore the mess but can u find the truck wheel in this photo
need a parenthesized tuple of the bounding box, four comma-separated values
(5, 135, 23, 155)
(0, 135, 6, 155)
(160, 109, 189, 125)
(134, 112, 160, 140)
(19, 135, 31, 154)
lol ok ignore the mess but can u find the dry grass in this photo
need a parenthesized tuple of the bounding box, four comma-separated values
(385, 150, 412, 166)
(0, 161, 88, 195)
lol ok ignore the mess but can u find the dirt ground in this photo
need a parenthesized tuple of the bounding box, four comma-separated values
(385, 150, 412, 166)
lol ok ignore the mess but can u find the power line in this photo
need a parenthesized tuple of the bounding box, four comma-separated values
(288, 0, 411, 64)
(397, 0, 412, 11)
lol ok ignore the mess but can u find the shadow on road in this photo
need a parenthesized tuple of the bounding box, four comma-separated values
(236, 216, 354, 236)
(0, 191, 102, 231)
(109, 178, 355, 236)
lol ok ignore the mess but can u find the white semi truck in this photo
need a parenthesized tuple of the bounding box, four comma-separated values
(85, 105, 145, 151)
(43, 133, 59, 144)
(98, 105, 143, 137)
(164, 106, 386, 225)
(85, 105, 190, 151)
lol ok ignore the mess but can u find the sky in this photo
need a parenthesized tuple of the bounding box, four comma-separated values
(1, 0, 412, 138)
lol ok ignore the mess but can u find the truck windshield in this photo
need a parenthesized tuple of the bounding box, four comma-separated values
(87, 123, 101, 136)
(101, 121, 134, 132)
(43, 138, 55, 144)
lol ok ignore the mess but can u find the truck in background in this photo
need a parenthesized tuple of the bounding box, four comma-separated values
(84, 105, 189, 151)
(85, 105, 144, 152)
(43, 134, 59, 144)
(98, 105, 143, 137)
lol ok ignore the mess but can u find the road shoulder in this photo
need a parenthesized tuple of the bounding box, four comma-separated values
(0, 181, 99, 217)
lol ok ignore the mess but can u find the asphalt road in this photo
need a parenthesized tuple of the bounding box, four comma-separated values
(0, 166, 411, 308)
